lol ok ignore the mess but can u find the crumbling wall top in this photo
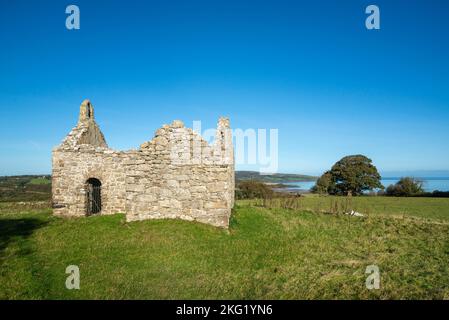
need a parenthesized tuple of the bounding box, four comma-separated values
(56, 99, 108, 151)
(78, 99, 95, 123)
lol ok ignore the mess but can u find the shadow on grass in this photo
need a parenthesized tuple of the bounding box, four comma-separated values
(0, 218, 48, 258)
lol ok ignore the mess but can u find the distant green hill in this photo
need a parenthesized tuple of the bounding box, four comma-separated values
(236, 171, 317, 183)
(0, 175, 51, 202)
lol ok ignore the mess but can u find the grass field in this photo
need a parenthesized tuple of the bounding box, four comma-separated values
(28, 177, 51, 185)
(0, 176, 51, 202)
(250, 195, 449, 221)
(0, 197, 448, 299)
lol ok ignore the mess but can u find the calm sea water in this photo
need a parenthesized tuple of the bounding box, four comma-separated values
(380, 178, 449, 192)
(281, 178, 449, 192)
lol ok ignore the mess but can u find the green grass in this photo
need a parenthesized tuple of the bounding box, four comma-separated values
(291, 195, 449, 221)
(0, 198, 448, 299)
(28, 177, 51, 185)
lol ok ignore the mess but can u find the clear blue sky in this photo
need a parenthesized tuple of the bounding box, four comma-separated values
(1, 0, 449, 176)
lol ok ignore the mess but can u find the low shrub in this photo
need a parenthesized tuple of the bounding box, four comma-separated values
(386, 177, 424, 197)
(235, 180, 274, 200)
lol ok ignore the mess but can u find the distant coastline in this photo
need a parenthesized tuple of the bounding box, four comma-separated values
(235, 171, 318, 183)
(273, 177, 449, 193)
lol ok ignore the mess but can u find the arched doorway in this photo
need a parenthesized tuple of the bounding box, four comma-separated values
(86, 178, 101, 215)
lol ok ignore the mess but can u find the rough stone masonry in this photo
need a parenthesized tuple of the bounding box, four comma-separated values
(52, 99, 235, 228)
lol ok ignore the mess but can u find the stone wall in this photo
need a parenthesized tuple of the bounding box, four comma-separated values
(52, 100, 234, 228)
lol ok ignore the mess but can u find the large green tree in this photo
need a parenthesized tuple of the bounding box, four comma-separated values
(311, 171, 333, 194)
(313, 155, 383, 196)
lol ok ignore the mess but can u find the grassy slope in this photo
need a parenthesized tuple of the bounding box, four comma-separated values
(0, 199, 448, 299)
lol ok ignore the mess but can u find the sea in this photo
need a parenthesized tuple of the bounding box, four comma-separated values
(281, 178, 449, 193)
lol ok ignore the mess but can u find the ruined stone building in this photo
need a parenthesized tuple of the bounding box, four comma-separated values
(52, 100, 235, 228)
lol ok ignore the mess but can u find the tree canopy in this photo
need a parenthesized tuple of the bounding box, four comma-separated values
(312, 155, 383, 196)
(235, 180, 274, 199)
(386, 177, 424, 196)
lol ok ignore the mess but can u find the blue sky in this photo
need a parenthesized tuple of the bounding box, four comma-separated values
(1, 0, 449, 176)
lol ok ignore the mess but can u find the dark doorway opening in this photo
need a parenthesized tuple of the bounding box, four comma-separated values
(86, 178, 101, 215)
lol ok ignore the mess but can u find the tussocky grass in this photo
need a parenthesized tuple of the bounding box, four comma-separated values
(0, 198, 448, 299)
